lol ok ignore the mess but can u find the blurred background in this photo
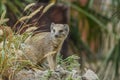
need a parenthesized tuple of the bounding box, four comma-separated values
(0, 0, 120, 80)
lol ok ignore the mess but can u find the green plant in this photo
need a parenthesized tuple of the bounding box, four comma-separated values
(98, 0, 120, 79)
(0, 0, 34, 16)
(65, 74, 73, 80)
(0, 2, 56, 79)
(0, 11, 9, 25)
(59, 0, 109, 67)
(0, 0, 35, 26)
(59, 0, 120, 80)
(0, 29, 32, 78)
(43, 70, 52, 80)
(57, 55, 80, 71)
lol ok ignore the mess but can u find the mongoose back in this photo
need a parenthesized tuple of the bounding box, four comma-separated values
(24, 23, 69, 70)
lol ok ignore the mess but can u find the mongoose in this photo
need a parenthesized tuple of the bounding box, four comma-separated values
(23, 23, 69, 70)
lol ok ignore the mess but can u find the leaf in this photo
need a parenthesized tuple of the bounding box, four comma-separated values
(24, 3, 35, 11)
(40, 51, 56, 62)
(42, 2, 55, 14)
(14, 0, 25, 10)
(7, 1, 21, 15)
(49, 0, 56, 3)
(0, 18, 9, 25)
(0, 11, 9, 25)
(1, 10, 6, 20)
(19, 6, 43, 21)
(63, 1, 107, 31)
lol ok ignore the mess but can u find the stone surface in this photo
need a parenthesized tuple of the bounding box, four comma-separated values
(82, 69, 99, 80)
(14, 66, 99, 80)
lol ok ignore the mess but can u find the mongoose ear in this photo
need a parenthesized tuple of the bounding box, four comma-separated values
(64, 24, 69, 32)
(50, 22, 55, 30)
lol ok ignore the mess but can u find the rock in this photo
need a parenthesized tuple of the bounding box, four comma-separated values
(13, 66, 99, 80)
(14, 65, 82, 80)
(82, 69, 99, 80)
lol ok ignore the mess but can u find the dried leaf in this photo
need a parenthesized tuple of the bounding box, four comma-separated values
(19, 6, 43, 21)
(24, 3, 36, 11)
(44, 51, 56, 58)
(0, 29, 3, 36)
(49, 0, 56, 3)
(0, 18, 9, 25)
(25, 26, 38, 32)
(42, 2, 55, 14)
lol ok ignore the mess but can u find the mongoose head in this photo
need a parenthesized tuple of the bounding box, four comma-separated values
(50, 23, 69, 40)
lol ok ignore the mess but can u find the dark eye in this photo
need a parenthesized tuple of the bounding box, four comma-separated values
(59, 30, 63, 33)
(65, 28, 68, 31)
(53, 29, 55, 32)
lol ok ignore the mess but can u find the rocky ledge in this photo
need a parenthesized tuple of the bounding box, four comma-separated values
(14, 65, 99, 80)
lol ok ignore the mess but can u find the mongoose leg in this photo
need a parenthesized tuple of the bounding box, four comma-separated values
(47, 55, 56, 71)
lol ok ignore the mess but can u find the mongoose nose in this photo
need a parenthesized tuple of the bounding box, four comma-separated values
(55, 35, 59, 38)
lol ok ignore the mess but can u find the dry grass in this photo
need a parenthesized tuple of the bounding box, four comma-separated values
(0, 26, 32, 78)
(0, 2, 55, 79)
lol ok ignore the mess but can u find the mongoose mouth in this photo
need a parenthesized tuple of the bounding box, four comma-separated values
(54, 34, 66, 39)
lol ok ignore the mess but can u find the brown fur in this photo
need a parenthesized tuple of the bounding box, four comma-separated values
(24, 23, 69, 70)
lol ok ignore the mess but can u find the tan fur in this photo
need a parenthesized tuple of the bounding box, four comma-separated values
(24, 23, 69, 70)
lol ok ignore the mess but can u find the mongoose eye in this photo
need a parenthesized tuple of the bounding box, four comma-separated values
(65, 27, 68, 32)
(59, 30, 63, 33)
(53, 29, 55, 32)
